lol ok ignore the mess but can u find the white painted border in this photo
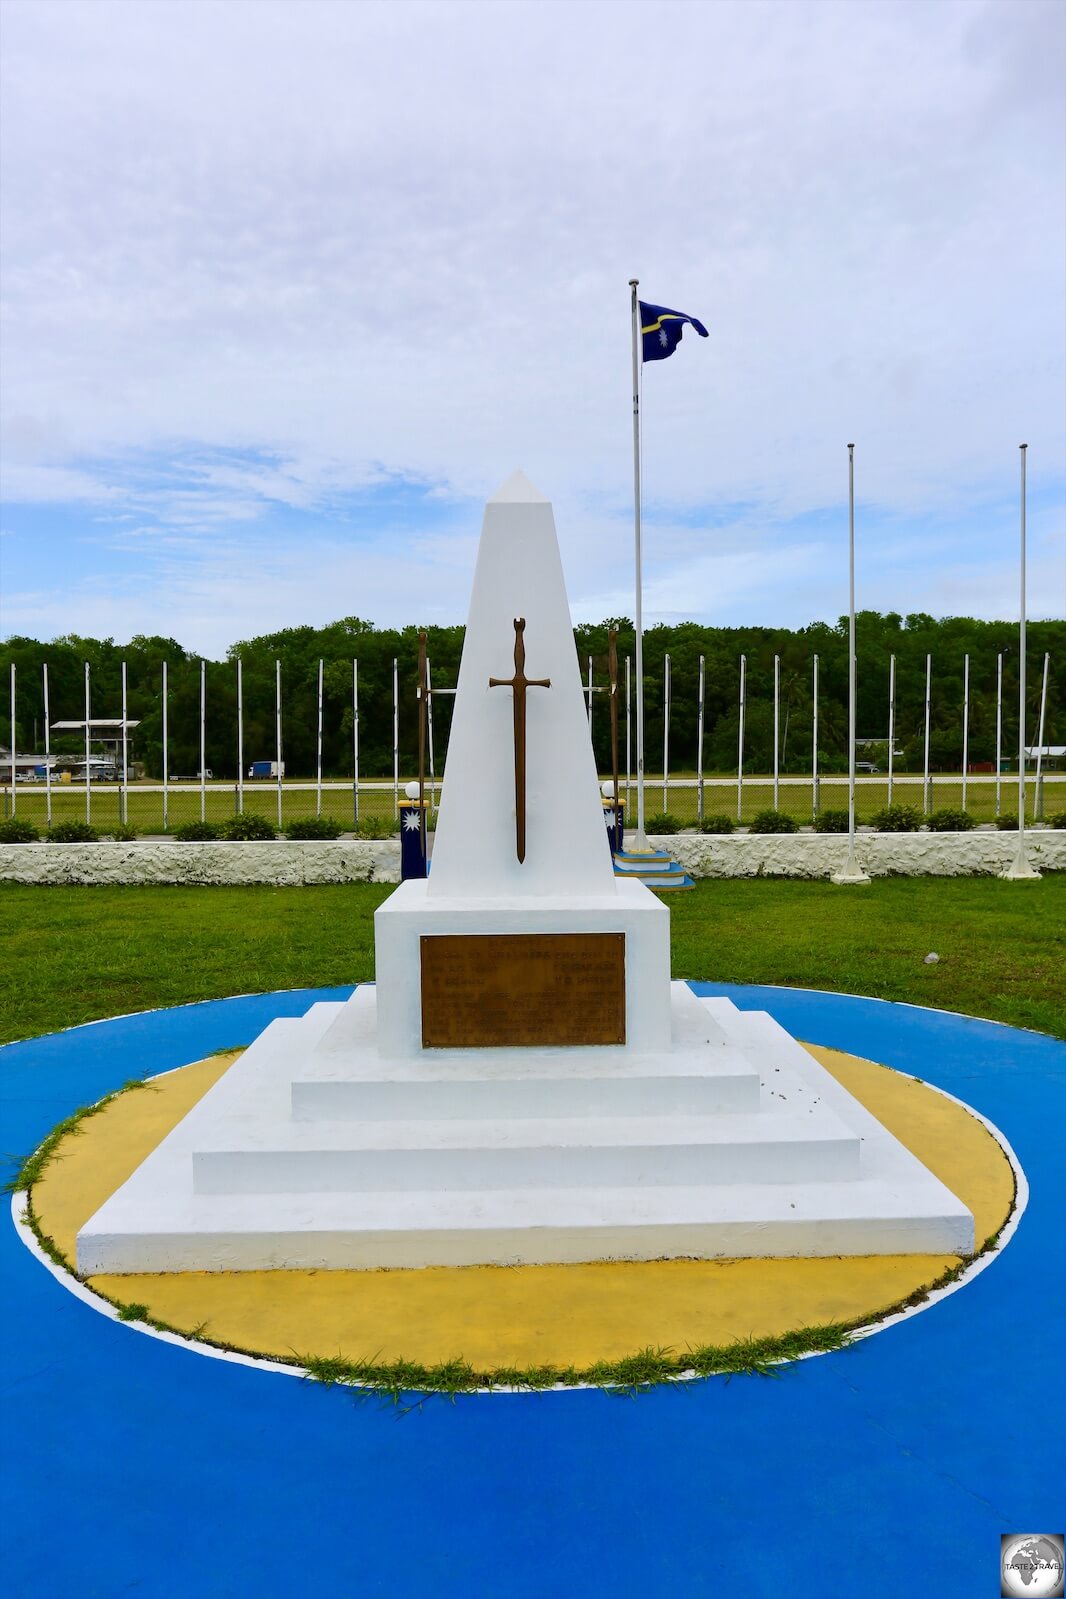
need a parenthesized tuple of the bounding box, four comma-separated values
(9, 1054, 1028, 1397)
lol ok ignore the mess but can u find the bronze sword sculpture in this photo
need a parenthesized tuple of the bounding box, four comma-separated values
(489, 617, 551, 863)
(417, 630, 428, 862)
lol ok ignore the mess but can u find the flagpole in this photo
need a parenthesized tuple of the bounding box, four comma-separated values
(1004, 443, 1040, 878)
(834, 442, 869, 883)
(629, 278, 649, 851)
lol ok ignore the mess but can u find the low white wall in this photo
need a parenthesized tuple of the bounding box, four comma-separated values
(1, 830, 1062, 886)
(657, 829, 1066, 879)
(0, 840, 402, 886)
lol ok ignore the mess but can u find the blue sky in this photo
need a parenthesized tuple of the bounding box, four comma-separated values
(1, 0, 1064, 655)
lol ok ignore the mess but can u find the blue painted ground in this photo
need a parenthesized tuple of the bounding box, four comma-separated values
(2, 984, 1063, 1599)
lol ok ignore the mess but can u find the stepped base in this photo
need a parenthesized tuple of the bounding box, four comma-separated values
(77, 986, 973, 1273)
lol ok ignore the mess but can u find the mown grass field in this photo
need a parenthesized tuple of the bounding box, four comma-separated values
(1, 875, 1062, 1045)
(5, 772, 1064, 833)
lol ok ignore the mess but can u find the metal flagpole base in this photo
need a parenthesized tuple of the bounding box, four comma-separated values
(1000, 841, 1042, 881)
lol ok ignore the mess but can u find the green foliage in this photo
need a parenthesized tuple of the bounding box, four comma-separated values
(173, 820, 221, 841)
(646, 811, 683, 834)
(108, 823, 138, 842)
(816, 809, 850, 833)
(926, 808, 977, 832)
(354, 814, 399, 839)
(5, 612, 1061, 783)
(698, 813, 735, 835)
(46, 819, 99, 843)
(0, 816, 40, 842)
(283, 815, 346, 840)
(872, 804, 922, 833)
(1050, 812, 1066, 830)
(219, 811, 277, 841)
(748, 809, 799, 834)
(995, 813, 1019, 830)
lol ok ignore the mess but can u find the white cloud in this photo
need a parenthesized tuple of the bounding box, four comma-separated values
(0, 0, 1063, 645)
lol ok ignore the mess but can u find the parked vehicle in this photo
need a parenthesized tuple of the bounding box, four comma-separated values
(855, 762, 880, 774)
(248, 761, 285, 778)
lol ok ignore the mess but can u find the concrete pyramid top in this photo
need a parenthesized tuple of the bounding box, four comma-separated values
(488, 469, 550, 504)
(428, 475, 616, 899)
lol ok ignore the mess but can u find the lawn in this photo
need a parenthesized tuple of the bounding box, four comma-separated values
(1, 875, 1062, 1045)
(6, 772, 1064, 833)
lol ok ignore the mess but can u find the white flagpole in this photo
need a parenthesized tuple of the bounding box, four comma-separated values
(8, 662, 15, 817)
(275, 659, 283, 829)
(696, 653, 705, 824)
(352, 659, 360, 826)
(995, 651, 1003, 815)
(426, 656, 436, 808)
(624, 654, 631, 812)
(236, 658, 245, 813)
(1034, 650, 1049, 821)
(662, 653, 671, 810)
(162, 661, 169, 832)
(629, 278, 649, 851)
(199, 660, 206, 823)
(812, 653, 819, 821)
(316, 657, 324, 817)
(121, 660, 128, 825)
(923, 654, 932, 814)
(737, 654, 746, 823)
(835, 442, 868, 883)
(587, 655, 594, 728)
(43, 663, 52, 827)
(961, 653, 970, 813)
(773, 654, 780, 810)
(84, 661, 92, 824)
(887, 653, 896, 806)
(1005, 444, 1039, 877)
(392, 656, 399, 817)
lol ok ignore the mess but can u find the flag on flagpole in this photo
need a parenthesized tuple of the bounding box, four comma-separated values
(639, 301, 708, 362)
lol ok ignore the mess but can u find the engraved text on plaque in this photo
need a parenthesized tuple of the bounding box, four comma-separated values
(420, 933, 626, 1047)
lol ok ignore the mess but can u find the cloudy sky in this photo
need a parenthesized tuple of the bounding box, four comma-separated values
(1, 0, 1063, 654)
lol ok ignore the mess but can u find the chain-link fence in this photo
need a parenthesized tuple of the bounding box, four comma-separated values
(3, 771, 1063, 834)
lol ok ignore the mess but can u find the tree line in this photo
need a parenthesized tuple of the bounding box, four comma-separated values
(2, 612, 1062, 779)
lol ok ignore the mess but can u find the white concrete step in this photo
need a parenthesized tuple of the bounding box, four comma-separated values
(292, 1062, 760, 1121)
(191, 1109, 860, 1193)
(78, 1173, 974, 1273)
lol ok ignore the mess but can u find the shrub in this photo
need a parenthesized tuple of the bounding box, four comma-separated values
(994, 813, 1019, 830)
(109, 823, 138, 842)
(698, 813, 736, 835)
(646, 811, 683, 835)
(1050, 812, 1066, 830)
(354, 814, 399, 840)
(926, 808, 976, 833)
(871, 804, 922, 833)
(173, 820, 221, 841)
(815, 809, 850, 834)
(219, 811, 277, 841)
(47, 820, 99, 843)
(0, 816, 40, 843)
(748, 809, 799, 835)
(284, 815, 346, 841)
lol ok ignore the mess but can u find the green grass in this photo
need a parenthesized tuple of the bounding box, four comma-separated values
(7, 772, 1064, 832)
(0, 875, 1062, 1044)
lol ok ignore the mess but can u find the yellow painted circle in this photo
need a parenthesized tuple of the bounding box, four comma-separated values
(29, 1045, 1015, 1374)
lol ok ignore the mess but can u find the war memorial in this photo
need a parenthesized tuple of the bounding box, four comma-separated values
(6, 473, 1060, 1599)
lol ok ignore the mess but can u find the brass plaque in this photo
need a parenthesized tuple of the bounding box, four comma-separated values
(420, 933, 626, 1048)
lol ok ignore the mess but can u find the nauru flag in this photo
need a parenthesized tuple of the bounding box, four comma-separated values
(640, 300, 709, 362)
